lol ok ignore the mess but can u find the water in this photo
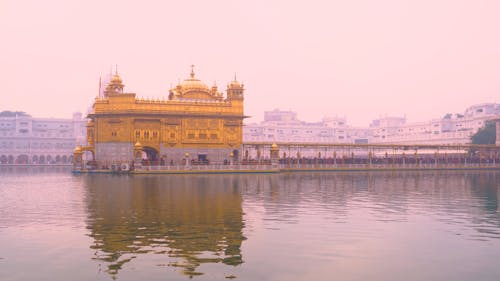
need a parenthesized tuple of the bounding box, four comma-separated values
(1, 167, 500, 281)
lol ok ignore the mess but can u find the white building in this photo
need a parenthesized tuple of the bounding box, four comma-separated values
(244, 109, 372, 144)
(372, 103, 500, 144)
(0, 112, 87, 164)
(244, 103, 500, 145)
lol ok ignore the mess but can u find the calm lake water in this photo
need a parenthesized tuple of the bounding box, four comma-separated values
(1, 167, 500, 281)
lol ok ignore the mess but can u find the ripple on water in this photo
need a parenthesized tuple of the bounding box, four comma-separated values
(1, 170, 500, 281)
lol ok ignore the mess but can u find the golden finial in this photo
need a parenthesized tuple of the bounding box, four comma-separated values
(115, 64, 118, 75)
(190, 64, 195, 78)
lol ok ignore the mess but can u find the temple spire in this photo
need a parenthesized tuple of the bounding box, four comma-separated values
(190, 64, 195, 78)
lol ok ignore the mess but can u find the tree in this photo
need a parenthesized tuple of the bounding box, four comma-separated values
(470, 120, 496, 145)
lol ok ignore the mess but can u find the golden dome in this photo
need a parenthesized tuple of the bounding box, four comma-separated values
(229, 74, 242, 88)
(271, 143, 278, 149)
(74, 145, 82, 153)
(230, 80, 241, 88)
(134, 141, 142, 148)
(110, 74, 122, 83)
(178, 66, 209, 92)
(179, 77, 209, 92)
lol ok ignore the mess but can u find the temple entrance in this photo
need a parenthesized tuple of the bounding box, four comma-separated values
(83, 150, 96, 169)
(232, 149, 239, 161)
(197, 154, 208, 165)
(142, 146, 159, 164)
(82, 150, 95, 162)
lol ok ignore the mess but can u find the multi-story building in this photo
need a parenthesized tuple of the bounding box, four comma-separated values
(0, 112, 87, 164)
(244, 109, 372, 144)
(371, 103, 500, 144)
(244, 103, 500, 145)
(77, 67, 245, 165)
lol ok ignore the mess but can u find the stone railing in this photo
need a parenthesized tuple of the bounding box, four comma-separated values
(137, 164, 278, 172)
(279, 163, 500, 170)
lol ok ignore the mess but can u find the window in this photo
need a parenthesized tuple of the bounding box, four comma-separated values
(170, 132, 176, 139)
(199, 133, 207, 139)
(188, 133, 195, 139)
(210, 133, 218, 139)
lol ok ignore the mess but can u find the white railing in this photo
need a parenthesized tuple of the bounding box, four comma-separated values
(78, 162, 500, 173)
(279, 163, 500, 170)
(137, 164, 277, 172)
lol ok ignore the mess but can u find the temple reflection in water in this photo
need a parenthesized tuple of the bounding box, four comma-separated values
(83, 175, 246, 278)
(82, 171, 500, 279)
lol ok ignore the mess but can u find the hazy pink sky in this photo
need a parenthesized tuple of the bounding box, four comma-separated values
(1, 0, 499, 126)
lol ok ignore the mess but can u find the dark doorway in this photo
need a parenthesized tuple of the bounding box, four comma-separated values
(16, 155, 29, 164)
(143, 147, 159, 161)
(198, 154, 208, 164)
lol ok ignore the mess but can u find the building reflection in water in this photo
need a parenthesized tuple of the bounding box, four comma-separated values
(238, 171, 500, 238)
(83, 175, 246, 278)
(82, 171, 500, 279)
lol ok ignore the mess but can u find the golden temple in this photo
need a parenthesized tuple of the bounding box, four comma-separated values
(74, 66, 245, 167)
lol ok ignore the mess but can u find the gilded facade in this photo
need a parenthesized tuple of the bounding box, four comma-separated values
(79, 67, 245, 165)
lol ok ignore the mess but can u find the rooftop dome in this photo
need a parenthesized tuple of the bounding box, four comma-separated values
(178, 66, 209, 92)
(110, 74, 122, 83)
(179, 77, 209, 92)
(228, 74, 242, 88)
(230, 80, 240, 88)
(74, 145, 82, 153)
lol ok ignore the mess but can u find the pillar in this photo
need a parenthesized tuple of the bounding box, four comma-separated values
(73, 146, 83, 170)
(270, 143, 279, 165)
(133, 141, 143, 169)
(496, 119, 500, 146)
